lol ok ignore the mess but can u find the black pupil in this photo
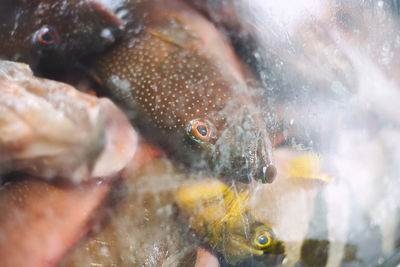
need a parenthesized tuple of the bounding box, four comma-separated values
(196, 125, 208, 136)
(258, 235, 269, 245)
(41, 32, 53, 43)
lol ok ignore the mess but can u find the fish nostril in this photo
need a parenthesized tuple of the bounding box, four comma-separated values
(262, 165, 277, 184)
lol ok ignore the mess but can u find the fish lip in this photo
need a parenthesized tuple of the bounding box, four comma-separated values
(255, 134, 276, 183)
(259, 164, 277, 184)
(220, 167, 253, 183)
(219, 165, 276, 184)
(217, 162, 277, 184)
(215, 134, 277, 184)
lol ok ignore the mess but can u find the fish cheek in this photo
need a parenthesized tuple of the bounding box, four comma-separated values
(180, 129, 221, 170)
(182, 133, 215, 154)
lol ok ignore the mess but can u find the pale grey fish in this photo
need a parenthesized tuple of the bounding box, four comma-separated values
(0, 60, 137, 183)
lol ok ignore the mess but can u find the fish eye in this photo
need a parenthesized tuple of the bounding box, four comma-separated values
(255, 232, 271, 248)
(33, 26, 59, 49)
(187, 118, 215, 143)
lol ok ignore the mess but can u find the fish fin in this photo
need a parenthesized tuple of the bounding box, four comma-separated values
(175, 179, 228, 210)
(286, 154, 334, 183)
(147, 14, 199, 49)
(87, 1, 125, 28)
(219, 190, 250, 221)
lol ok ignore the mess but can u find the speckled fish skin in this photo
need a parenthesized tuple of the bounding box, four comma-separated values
(94, 0, 276, 183)
(0, 0, 124, 71)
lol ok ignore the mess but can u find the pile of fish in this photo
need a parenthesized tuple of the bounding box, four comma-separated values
(1, 0, 400, 266)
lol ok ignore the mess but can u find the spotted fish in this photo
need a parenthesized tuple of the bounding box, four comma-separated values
(94, 0, 276, 183)
(0, 0, 124, 71)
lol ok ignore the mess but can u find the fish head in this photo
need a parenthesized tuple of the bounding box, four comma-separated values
(183, 105, 276, 184)
(0, 0, 124, 70)
(250, 225, 285, 255)
(175, 178, 285, 264)
(222, 218, 285, 264)
(217, 113, 276, 184)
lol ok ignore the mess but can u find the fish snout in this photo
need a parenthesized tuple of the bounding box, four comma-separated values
(218, 131, 276, 184)
(257, 164, 277, 184)
(252, 138, 277, 183)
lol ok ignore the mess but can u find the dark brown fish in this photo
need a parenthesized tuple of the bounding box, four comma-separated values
(94, 0, 276, 183)
(0, 0, 124, 71)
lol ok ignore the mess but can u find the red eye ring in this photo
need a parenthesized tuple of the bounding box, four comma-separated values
(33, 25, 59, 49)
(187, 119, 215, 143)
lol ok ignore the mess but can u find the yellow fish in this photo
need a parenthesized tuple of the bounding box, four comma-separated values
(175, 153, 333, 265)
(286, 154, 333, 183)
(175, 179, 285, 264)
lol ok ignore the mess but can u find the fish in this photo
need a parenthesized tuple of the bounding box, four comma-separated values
(188, 0, 400, 149)
(0, 175, 111, 267)
(175, 147, 400, 267)
(175, 178, 285, 265)
(58, 156, 200, 267)
(93, 0, 277, 184)
(249, 146, 400, 267)
(59, 144, 400, 266)
(0, 141, 164, 267)
(58, 155, 282, 267)
(0, 60, 138, 182)
(0, 0, 124, 72)
(188, 0, 358, 98)
(174, 152, 334, 265)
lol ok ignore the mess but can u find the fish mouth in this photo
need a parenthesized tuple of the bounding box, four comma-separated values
(220, 164, 276, 184)
(256, 164, 277, 184)
(214, 128, 276, 184)
(253, 137, 277, 183)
